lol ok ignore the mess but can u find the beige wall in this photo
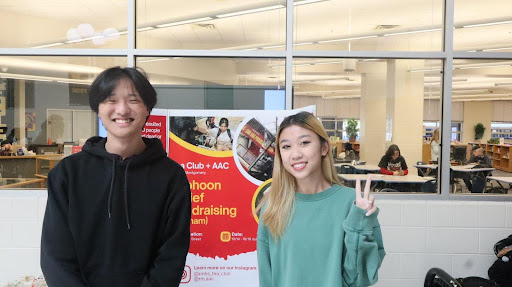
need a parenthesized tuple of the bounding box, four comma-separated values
(359, 62, 387, 164)
(388, 60, 424, 168)
(462, 101, 493, 143)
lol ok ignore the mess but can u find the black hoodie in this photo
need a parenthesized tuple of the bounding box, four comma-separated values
(41, 137, 191, 287)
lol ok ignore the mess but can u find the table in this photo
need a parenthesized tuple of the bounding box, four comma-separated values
(0, 178, 45, 189)
(335, 163, 381, 173)
(338, 174, 436, 192)
(450, 165, 495, 193)
(486, 176, 512, 193)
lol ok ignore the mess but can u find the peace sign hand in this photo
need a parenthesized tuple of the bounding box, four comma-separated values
(355, 175, 377, 216)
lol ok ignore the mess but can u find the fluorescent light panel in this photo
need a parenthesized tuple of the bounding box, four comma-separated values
(384, 28, 441, 37)
(31, 42, 65, 49)
(157, 17, 213, 28)
(463, 20, 512, 28)
(293, 0, 327, 6)
(217, 5, 284, 18)
(458, 64, 511, 70)
(318, 35, 377, 44)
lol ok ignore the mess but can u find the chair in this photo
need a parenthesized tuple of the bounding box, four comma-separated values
(422, 179, 437, 193)
(416, 161, 427, 176)
(340, 165, 356, 174)
(424, 268, 463, 287)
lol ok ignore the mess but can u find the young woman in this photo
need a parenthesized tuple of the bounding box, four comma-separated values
(430, 128, 440, 163)
(378, 144, 408, 176)
(207, 117, 233, 151)
(257, 111, 385, 287)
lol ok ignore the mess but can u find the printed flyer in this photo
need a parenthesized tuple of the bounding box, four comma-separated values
(167, 106, 315, 286)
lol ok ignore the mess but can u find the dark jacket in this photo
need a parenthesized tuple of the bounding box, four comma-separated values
(41, 137, 191, 287)
(466, 154, 492, 168)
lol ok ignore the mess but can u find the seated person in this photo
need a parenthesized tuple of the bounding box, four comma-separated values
(463, 146, 492, 193)
(0, 139, 14, 156)
(172, 117, 207, 146)
(344, 142, 358, 161)
(378, 144, 408, 176)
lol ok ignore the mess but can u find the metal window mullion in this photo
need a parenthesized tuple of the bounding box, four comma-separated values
(440, 0, 454, 199)
(127, 0, 135, 67)
(285, 0, 293, 110)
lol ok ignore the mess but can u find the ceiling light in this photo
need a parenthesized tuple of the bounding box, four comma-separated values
(138, 58, 170, 63)
(318, 35, 377, 44)
(293, 42, 315, 46)
(262, 44, 285, 49)
(495, 82, 512, 87)
(137, 27, 155, 32)
(293, 0, 327, 6)
(409, 67, 442, 72)
(31, 42, 65, 49)
(217, 5, 284, 18)
(458, 64, 511, 70)
(156, 17, 213, 28)
(463, 20, 512, 28)
(383, 28, 441, 37)
(483, 47, 512, 52)
(452, 89, 489, 93)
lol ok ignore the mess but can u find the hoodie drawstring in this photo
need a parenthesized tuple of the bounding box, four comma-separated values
(108, 158, 116, 219)
(107, 158, 132, 230)
(124, 161, 131, 230)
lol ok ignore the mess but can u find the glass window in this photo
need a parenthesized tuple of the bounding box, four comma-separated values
(136, 57, 285, 109)
(294, 0, 443, 51)
(454, 0, 512, 52)
(0, 1, 127, 49)
(294, 58, 442, 193)
(450, 59, 512, 194)
(0, 56, 125, 188)
(136, 0, 285, 50)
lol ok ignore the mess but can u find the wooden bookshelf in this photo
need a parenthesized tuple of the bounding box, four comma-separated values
(468, 142, 512, 172)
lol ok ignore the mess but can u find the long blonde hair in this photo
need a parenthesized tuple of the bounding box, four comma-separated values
(258, 111, 340, 239)
(431, 128, 440, 143)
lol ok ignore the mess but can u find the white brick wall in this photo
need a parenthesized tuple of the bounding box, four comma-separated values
(0, 192, 511, 286)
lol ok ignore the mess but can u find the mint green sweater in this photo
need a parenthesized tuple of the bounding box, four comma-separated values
(257, 184, 385, 287)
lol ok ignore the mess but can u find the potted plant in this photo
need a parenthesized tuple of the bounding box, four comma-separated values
(474, 123, 486, 141)
(346, 118, 359, 142)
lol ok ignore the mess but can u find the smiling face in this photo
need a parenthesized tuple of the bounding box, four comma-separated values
(220, 123, 228, 133)
(98, 78, 150, 142)
(278, 125, 328, 184)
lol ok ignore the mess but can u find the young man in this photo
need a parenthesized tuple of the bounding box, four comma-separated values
(463, 146, 492, 192)
(41, 67, 191, 286)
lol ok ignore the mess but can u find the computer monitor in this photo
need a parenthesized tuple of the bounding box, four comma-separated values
(452, 146, 467, 163)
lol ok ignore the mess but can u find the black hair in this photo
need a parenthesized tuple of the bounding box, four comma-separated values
(385, 144, 401, 159)
(219, 118, 229, 127)
(344, 142, 353, 151)
(88, 66, 157, 113)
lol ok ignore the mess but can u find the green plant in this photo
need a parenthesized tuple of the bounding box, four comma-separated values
(346, 118, 359, 140)
(474, 123, 486, 140)
(488, 138, 500, 144)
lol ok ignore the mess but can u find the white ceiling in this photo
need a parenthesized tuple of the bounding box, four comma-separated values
(0, 0, 512, 101)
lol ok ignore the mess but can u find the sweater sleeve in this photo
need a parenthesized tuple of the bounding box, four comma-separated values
(380, 167, 393, 175)
(41, 164, 88, 286)
(257, 217, 273, 287)
(140, 171, 191, 287)
(341, 205, 386, 286)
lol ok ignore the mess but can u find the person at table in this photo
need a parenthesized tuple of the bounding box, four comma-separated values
(378, 144, 409, 176)
(463, 146, 492, 193)
(466, 146, 492, 167)
(430, 128, 440, 163)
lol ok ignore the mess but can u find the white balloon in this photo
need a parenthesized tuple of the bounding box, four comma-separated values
(77, 23, 95, 38)
(103, 28, 120, 41)
(66, 28, 81, 41)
